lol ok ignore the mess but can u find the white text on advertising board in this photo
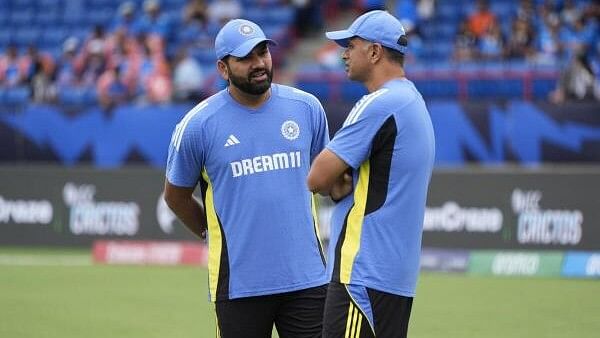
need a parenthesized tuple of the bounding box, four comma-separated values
(492, 253, 540, 276)
(0, 195, 53, 225)
(424, 201, 503, 233)
(63, 183, 140, 236)
(512, 189, 583, 246)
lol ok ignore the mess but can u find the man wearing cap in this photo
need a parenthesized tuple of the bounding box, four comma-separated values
(163, 18, 329, 337)
(307, 10, 435, 337)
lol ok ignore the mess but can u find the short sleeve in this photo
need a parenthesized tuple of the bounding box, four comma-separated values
(326, 91, 391, 169)
(310, 96, 330, 163)
(165, 120, 204, 187)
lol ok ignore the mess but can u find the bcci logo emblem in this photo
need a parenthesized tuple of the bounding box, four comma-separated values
(239, 24, 254, 36)
(281, 120, 300, 140)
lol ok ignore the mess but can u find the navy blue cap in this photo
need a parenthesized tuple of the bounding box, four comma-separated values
(325, 10, 407, 54)
(215, 19, 276, 60)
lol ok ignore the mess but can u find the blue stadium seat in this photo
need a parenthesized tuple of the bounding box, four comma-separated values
(413, 79, 460, 98)
(267, 6, 295, 25)
(14, 28, 41, 47)
(437, 2, 462, 20)
(86, 8, 115, 26)
(0, 10, 9, 26)
(13, 0, 36, 10)
(162, 0, 187, 8)
(191, 47, 216, 65)
(0, 30, 12, 47)
(2, 86, 31, 106)
(39, 28, 69, 49)
(58, 87, 98, 106)
(468, 78, 524, 99)
(295, 80, 331, 102)
(490, 2, 516, 20)
(10, 10, 35, 26)
(340, 81, 368, 102)
(38, 0, 63, 9)
(244, 8, 270, 25)
(35, 10, 61, 26)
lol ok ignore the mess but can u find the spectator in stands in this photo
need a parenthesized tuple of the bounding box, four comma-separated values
(478, 21, 505, 60)
(550, 50, 597, 103)
(22, 45, 56, 103)
(394, 0, 417, 27)
(185, 0, 209, 21)
(468, 0, 497, 38)
(133, 0, 172, 40)
(136, 42, 171, 104)
(111, 1, 137, 34)
(97, 65, 133, 110)
(516, 0, 535, 22)
(505, 17, 536, 60)
(536, 14, 563, 64)
(293, 0, 324, 37)
(402, 20, 424, 64)
(207, 0, 242, 25)
(0, 44, 27, 87)
(560, 0, 583, 29)
(454, 20, 477, 62)
(315, 41, 344, 70)
(179, 0, 214, 49)
(416, 0, 436, 22)
(55, 38, 80, 88)
(80, 40, 107, 88)
(172, 47, 205, 101)
(562, 17, 596, 60)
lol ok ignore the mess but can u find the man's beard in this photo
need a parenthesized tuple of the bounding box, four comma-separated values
(227, 66, 273, 95)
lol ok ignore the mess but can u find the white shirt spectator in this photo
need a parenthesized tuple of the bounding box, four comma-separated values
(207, 0, 242, 25)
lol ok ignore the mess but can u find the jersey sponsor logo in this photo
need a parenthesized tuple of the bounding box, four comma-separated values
(281, 120, 300, 140)
(230, 151, 302, 177)
(224, 134, 241, 147)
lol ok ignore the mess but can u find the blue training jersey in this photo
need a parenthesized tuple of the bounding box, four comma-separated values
(326, 78, 435, 297)
(166, 84, 330, 301)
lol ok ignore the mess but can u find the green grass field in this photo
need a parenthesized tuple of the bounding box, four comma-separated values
(1, 247, 599, 338)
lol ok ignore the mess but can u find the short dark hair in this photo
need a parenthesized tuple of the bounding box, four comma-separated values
(383, 46, 405, 67)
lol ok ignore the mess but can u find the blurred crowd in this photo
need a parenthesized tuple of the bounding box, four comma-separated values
(0, 0, 599, 108)
(0, 0, 346, 109)
(316, 0, 600, 102)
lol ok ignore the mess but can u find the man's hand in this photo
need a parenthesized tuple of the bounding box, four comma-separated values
(330, 170, 353, 202)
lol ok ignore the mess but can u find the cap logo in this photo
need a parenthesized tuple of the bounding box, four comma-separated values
(239, 24, 254, 36)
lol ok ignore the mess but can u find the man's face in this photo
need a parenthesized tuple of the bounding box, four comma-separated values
(221, 42, 273, 95)
(341, 37, 372, 82)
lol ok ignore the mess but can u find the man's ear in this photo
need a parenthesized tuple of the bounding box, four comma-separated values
(370, 43, 384, 64)
(217, 59, 229, 81)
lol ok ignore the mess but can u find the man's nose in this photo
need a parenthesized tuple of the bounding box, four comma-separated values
(248, 54, 266, 68)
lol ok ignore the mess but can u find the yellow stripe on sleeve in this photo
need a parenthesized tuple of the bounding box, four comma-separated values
(202, 168, 223, 302)
(311, 193, 325, 259)
(339, 161, 370, 283)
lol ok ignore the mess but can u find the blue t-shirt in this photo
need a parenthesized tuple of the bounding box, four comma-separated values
(326, 78, 435, 297)
(166, 84, 330, 301)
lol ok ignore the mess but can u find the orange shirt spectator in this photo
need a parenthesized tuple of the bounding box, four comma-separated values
(468, 0, 496, 38)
